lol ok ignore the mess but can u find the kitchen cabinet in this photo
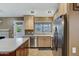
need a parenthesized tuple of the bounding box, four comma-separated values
(24, 15, 34, 31)
(54, 4, 68, 20)
(37, 36, 51, 47)
(58, 3, 67, 15)
(16, 40, 29, 56)
(16, 48, 28, 56)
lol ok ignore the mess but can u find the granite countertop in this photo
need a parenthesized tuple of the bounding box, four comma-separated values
(0, 37, 29, 53)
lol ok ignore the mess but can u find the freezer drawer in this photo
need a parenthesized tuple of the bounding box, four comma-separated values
(37, 36, 51, 47)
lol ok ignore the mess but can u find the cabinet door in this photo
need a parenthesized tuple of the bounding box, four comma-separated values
(24, 15, 34, 30)
(59, 4, 67, 15)
(16, 40, 29, 56)
(20, 40, 29, 48)
(16, 48, 28, 56)
(37, 36, 51, 47)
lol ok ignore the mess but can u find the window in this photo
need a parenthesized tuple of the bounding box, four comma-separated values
(43, 24, 51, 32)
(35, 23, 52, 33)
(35, 23, 42, 32)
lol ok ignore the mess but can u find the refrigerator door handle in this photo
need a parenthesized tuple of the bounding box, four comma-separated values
(54, 36, 58, 51)
(53, 27, 59, 51)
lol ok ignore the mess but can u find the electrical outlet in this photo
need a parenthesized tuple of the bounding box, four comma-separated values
(72, 47, 76, 53)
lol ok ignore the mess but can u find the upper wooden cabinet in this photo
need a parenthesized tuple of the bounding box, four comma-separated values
(58, 3, 67, 15)
(54, 3, 68, 20)
(24, 15, 34, 31)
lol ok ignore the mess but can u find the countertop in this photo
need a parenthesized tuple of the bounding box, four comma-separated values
(25, 34, 53, 37)
(0, 37, 29, 53)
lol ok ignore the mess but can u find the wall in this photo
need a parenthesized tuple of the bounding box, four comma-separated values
(0, 18, 10, 29)
(0, 17, 23, 29)
(68, 4, 79, 56)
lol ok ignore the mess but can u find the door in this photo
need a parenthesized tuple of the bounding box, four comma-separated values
(16, 48, 28, 56)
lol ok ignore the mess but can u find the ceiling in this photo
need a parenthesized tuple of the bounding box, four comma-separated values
(0, 3, 59, 17)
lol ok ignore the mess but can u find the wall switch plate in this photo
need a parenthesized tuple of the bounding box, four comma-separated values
(72, 47, 76, 53)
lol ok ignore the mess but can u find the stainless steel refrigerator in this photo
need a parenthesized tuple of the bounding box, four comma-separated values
(53, 15, 68, 56)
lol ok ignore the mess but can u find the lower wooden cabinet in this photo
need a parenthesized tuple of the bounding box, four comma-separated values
(16, 48, 28, 56)
(20, 40, 29, 48)
(37, 36, 51, 47)
(16, 40, 29, 56)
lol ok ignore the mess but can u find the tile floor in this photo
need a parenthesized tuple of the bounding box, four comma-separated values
(28, 48, 62, 56)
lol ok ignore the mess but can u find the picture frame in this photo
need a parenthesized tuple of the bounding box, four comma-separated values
(73, 3, 79, 11)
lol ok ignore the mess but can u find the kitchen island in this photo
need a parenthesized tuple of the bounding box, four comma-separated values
(0, 37, 29, 56)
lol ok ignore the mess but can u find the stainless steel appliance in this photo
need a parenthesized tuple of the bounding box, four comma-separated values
(53, 15, 68, 55)
(53, 15, 64, 50)
(29, 36, 36, 47)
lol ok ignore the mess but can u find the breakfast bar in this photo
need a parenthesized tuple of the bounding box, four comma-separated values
(0, 37, 29, 56)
